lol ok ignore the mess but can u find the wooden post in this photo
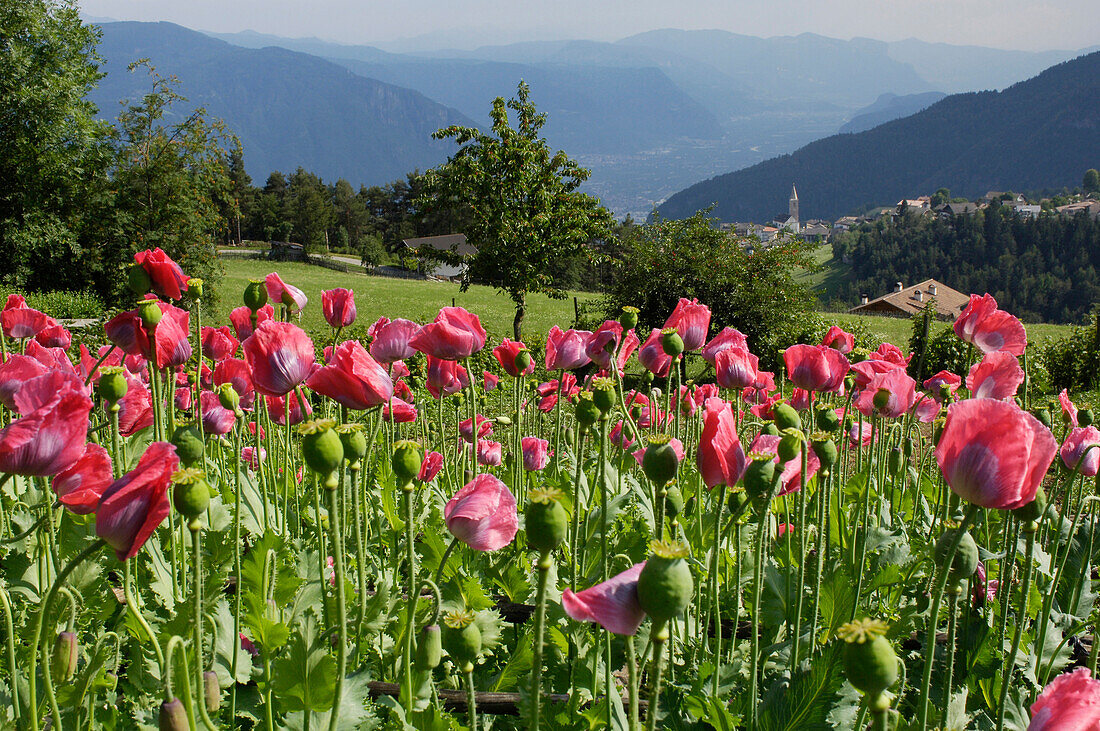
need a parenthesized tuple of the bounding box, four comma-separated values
(573, 297, 580, 326)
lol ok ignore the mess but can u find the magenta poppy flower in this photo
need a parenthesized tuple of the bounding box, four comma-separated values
(562, 563, 647, 636)
(175, 387, 192, 411)
(367, 316, 389, 339)
(664, 297, 711, 351)
(199, 390, 236, 436)
(265, 391, 313, 426)
(924, 370, 962, 401)
(95, 442, 179, 561)
(848, 419, 873, 448)
(613, 329, 640, 377)
(914, 394, 941, 423)
(869, 343, 911, 366)
(1061, 426, 1100, 476)
(306, 340, 393, 410)
(475, 439, 503, 467)
(243, 320, 316, 397)
(0, 355, 48, 410)
(610, 421, 635, 451)
(1029, 667, 1100, 730)
(850, 358, 904, 390)
(3, 294, 26, 310)
(954, 293, 1027, 356)
(2, 306, 56, 340)
(701, 327, 748, 365)
(967, 351, 1024, 400)
(586, 320, 623, 369)
(134, 248, 188, 300)
(459, 415, 493, 443)
(632, 437, 685, 467)
(821, 325, 855, 353)
(483, 370, 499, 392)
(492, 338, 534, 377)
(521, 437, 551, 471)
(425, 356, 469, 399)
(748, 433, 821, 495)
(750, 394, 781, 420)
(638, 328, 673, 377)
(854, 367, 917, 419)
(35, 323, 71, 350)
(23, 340, 76, 376)
(693, 383, 719, 407)
(154, 303, 192, 369)
(321, 288, 356, 329)
(742, 370, 776, 404)
(697, 397, 746, 489)
(0, 373, 92, 476)
(715, 346, 759, 390)
(790, 388, 813, 411)
(394, 378, 413, 402)
(201, 326, 240, 361)
(52, 443, 113, 515)
(264, 272, 308, 313)
(1059, 389, 1079, 426)
(383, 397, 417, 423)
(444, 474, 518, 551)
(784, 344, 849, 393)
(545, 326, 592, 371)
(116, 375, 154, 437)
(213, 359, 255, 410)
(418, 451, 443, 482)
(229, 304, 274, 342)
(370, 318, 420, 364)
(936, 399, 1056, 510)
(77, 344, 122, 384)
(241, 446, 266, 470)
(409, 307, 486, 360)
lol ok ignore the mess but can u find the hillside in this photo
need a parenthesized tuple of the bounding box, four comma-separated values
(838, 92, 947, 134)
(90, 22, 476, 186)
(656, 51, 1100, 222)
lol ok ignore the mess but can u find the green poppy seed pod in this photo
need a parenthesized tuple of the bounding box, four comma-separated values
(888, 447, 904, 474)
(844, 373, 857, 390)
(934, 528, 979, 584)
(760, 423, 779, 437)
(50, 631, 79, 683)
(637, 540, 694, 623)
(838, 619, 898, 697)
(138, 299, 163, 328)
(392, 440, 423, 484)
(526, 488, 568, 553)
(591, 378, 616, 414)
(443, 611, 482, 666)
(299, 419, 343, 481)
(187, 277, 204, 300)
(415, 624, 443, 670)
(159, 698, 189, 731)
(336, 424, 368, 465)
(243, 280, 268, 311)
(97, 367, 129, 405)
(815, 406, 840, 433)
(810, 436, 838, 469)
(744, 454, 778, 501)
(619, 307, 639, 330)
(872, 388, 891, 412)
(453, 392, 465, 407)
(217, 383, 240, 412)
(777, 428, 803, 463)
(575, 394, 601, 427)
(170, 423, 205, 467)
(660, 327, 684, 357)
(171, 468, 212, 520)
(664, 486, 684, 519)
(1080, 408, 1095, 427)
(642, 371, 654, 387)
(727, 489, 749, 518)
(1012, 485, 1047, 523)
(1033, 407, 1053, 428)
(642, 436, 679, 486)
(773, 403, 801, 431)
(128, 264, 153, 296)
(514, 348, 532, 374)
(203, 670, 221, 712)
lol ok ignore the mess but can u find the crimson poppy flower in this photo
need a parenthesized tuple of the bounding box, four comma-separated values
(418, 451, 443, 482)
(201, 326, 240, 361)
(35, 323, 71, 350)
(264, 272, 308, 313)
(1059, 389, 1079, 426)
(265, 390, 313, 426)
(0, 372, 92, 476)
(369, 318, 420, 364)
(134, 248, 188, 300)
(154, 303, 192, 369)
(562, 563, 647, 636)
(475, 439, 503, 467)
(0, 355, 48, 410)
(459, 415, 494, 443)
(748, 433, 821, 495)
(966, 352, 1024, 400)
(52, 443, 113, 515)
(383, 397, 417, 423)
(2, 307, 56, 340)
(702, 327, 749, 365)
(306, 340, 392, 410)
(492, 339, 534, 377)
(545, 326, 592, 371)
(610, 421, 635, 451)
(954, 293, 1027, 356)
(697, 397, 746, 489)
(213, 359, 255, 410)
(664, 297, 711, 351)
(522, 437, 551, 471)
(821, 325, 855, 353)
(115, 375, 154, 437)
(3, 294, 26, 311)
(924, 370, 962, 401)
(1029, 667, 1100, 730)
(1061, 426, 1100, 476)
(321, 288, 356, 329)
(483, 370, 499, 392)
(854, 367, 917, 419)
(409, 307, 486, 360)
(425, 356, 469, 399)
(715, 346, 759, 390)
(243, 320, 316, 397)
(936, 399, 1055, 510)
(869, 343, 912, 366)
(444, 474, 518, 551)
(174, 387, 192, 411)
(638, 328, 673, 377)
(199, 390, 236, 435)
(586, 320, 623, 369)
(229, 304, 274, 342)
(784, 344, 849, 393)
(95, 442, 179, 560)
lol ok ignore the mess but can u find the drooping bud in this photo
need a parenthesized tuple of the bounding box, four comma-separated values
(664, 486, 684, 519)
(243, 280, 268, 312)
(887, 447, 904, 474)
(50, 631, 79, 682)
(203, 670, 221, 712)
(837, 618, 898, 697)
(159, 698, 189, 731)
(934, 528, 979, 585)
(171, 468, 212, 521)
(619, 306, 639, 331)
(391, 439, 423, 484)
(637, 539, 693, 623)
(415, 624, 443, 670)
(526, 487, 568, 553)
(641, 435, 679, 486)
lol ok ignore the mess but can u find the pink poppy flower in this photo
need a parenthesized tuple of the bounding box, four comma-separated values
(914, 394, 941, 423)
(265, 391, 313, 426)
(869, 343, 911, 366)
(967, 352, 1024, 400)
(213, 359, 255, 410)
(153, 303, 192, 369)
(521, 437, 551, 471)
(0, 355, 48, 410)
(664, 297, 711, 351)
(444, 474, 519, 551)
(24, 340, 76, 375)
(409, 307, 486, 360)
(3, 294, 27, 310)
(614, 329, 640, 377)
(1060, 426, 1100, 476)
(715, 346, 759, 390)
(848, 420, 873, 448)
(201, 326, 240, 361)
(243, 321, 316, 397)
(1029, 667, 1100, 730)
(693, 383, 719, 408)
(562, 562, 647, 636)
(854, 367, 917, 419)
(545, 326, 592, 371)
(776, 523, 795, 540)
(492, 338, 535, 377)
(742, 370, 776, 404)
(784, 344, 849, 393)
(954, 293, 1027, 356)
(459, 415, 493, 443)
(134, 248, 188, 300)
(586, 320, 623, 369)
(2, 307, 56, 340)
(697, 397, 746, 489)
(936, 399, 1056, 510)
(35, 323, 71, 350)
(393, 378, 413, 402)
(1059, 389, 1079, 427)
(701, 327, 748, 365)
(391, 361, 410, 379)
(321, 288, 356, 329)
(850, 358, 904, 390)
(241, 446, 266, 470)
(306, 340, 393, 410)
(51, 443, 113, 515)
(370, 318, 421, 364)
(425, 356, 469, 399)
(418, 451, 443, 482)
(750, 394, 781, 420)
(789, 388, 813, 411)
(748, 433, 821, 495)
(264, 272, 308, 313)
(383, 397, 417, 423)
(200, 390, 236, 436)
(821, 325, 855, 354)
(610, 421, 635, 451)
(77, 344, 122, 384)
(0, 372, 91, 476)
(483, 370, 499, 392)
(175, 387, 192, 412)
(924, 370, 962, 401)
(475, 439, 503, 467)
(116, 375, 154, 437)
(229, 304, 273, 342)
(96, 442, 179, 561)
(638, 328, 673, 377)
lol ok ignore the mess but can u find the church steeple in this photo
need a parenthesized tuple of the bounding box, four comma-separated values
(789, 184, 799, 224)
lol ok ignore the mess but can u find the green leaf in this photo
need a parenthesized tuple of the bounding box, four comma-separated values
(272, 612, 337, 713)
(758, 643, 845, 730)
(684, 691, 739, 730)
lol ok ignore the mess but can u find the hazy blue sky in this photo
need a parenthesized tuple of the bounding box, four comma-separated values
(77, 0, 1098, 52)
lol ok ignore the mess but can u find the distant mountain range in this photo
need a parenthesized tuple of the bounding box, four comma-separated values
(86, 19, 1091, 217)
(839, 92, 947, 134)
(655, 51, 1100, 222)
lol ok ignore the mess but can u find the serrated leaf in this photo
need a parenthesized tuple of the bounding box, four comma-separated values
(272, 612, 336, 713)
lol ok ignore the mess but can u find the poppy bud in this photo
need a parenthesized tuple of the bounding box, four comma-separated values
(591, 377, 615, 414)
(336, 423, 367, 465)
(514, 349, 532, 374)
(495, 415, 512, 426)
(243, 280, 268, 312)
(934, 528, 979, 584)
(299, 419, 343, 483)
(642, 371, 654, 387)
(777, 428, 803, 463)
(619, 306, 639, 330)
(887, 447, 904, 473)
(203, 670, 221, 712)
(443, 610, 481, 668)
(98, 366, 129, 404)
(392, 440, 423, 485)
(415, 624, 443, 670)
(159, 698, 189, 731)
(844, 374, 857, 390)
(172, 468, 212, 521)
(664, 486, 684, 519)
(660, 327, 684, 357)
(773, 403, 801, 431)
(1012, 485, 1047, 523)
(216, 383, 240, 412)
(815, 406, 840, 433)
(932, 417, 946, 446)
(128, 264, 153, 296)
(642, 435, 679, 486)
(837, 618, 898, 697)
(1080, 408, 1095, 427)
(526, 487, 568, 553)
(139, 298, 163, 328)
(50, 631, 78, 682)
(744, 452, 778, 501)
(1032, 407, 1053, 428)
(903, 437, 915, 457)
(938, 383, 953, 402)
(170, 423, 205, 467)
(575, 393, 601, 427)
(637, 540, 694, 623)
(810, 434, 838, 469)
(103, 671, 118, 691)
(760, 423, 779, 437)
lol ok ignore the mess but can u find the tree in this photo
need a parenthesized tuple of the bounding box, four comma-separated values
(1085, 169, 1100, 196)
(418, 82, 613, 340)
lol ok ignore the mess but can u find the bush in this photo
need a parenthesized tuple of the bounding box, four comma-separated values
(1, 289, 106, 320)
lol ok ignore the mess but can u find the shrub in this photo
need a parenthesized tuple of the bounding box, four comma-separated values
(1, 289, 106, 320)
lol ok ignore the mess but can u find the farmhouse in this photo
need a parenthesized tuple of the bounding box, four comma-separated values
(849, 278, 969, 319)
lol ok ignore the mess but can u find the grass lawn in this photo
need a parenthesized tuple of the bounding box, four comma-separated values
(216, 258, 600, 341)
(825, 311, 1076, 348)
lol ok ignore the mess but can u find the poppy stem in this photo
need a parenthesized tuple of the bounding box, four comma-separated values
(645, 620, 669, 731)
(401, 479, 416, 718)
(748, 503, 771, 728)
(465, 663, 478, 731)
(710, 481, 727, 697)
(996, 520, 1036, 731)
(531, 550, 551, 730)
(626, 632, 639, 730)
(0, 585, 17, 726)
(328, 475, 348, 731)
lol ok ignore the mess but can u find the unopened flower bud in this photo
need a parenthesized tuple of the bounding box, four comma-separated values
(159, 697, 189, 731)
(50, 631, 79, 682)
(203, 670, 221, 712)
(1080, 408, 1095, 427)
(664, 486, 684, 519)
(415, 624, 443, 670)
(1032, 407, 1053, 428)
(934, 528, 979, 585)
